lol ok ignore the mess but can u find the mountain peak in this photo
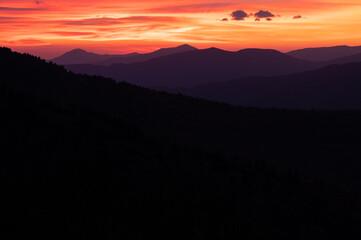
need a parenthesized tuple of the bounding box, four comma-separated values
(176, 44, 197, 50)
(67, 48, 89, 55)
(239, 48, 281, 54)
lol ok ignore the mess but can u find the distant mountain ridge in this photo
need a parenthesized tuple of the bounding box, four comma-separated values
(51, 44, 197, 65)
(50, 48, 137, 65)
(67, 47, 321, 88)
(53, 44, 361, 65)
(97, 44, 198, 65)
(287, 45, 361, 61)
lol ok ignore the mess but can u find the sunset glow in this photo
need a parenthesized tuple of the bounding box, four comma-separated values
(1, 0, 361, 58)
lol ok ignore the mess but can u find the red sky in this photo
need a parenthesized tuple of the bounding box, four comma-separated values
(1, 0, 361, 58)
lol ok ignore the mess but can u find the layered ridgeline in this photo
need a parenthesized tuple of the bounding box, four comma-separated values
(63, 46, 361, 103)
(51, 44, 197, 65)
(174, 61, 361, 109)
(49, 48, 138, 65)
(66, 48, 321, 88)
(287, 45, 361, 61)
(1, 47, 361, 239)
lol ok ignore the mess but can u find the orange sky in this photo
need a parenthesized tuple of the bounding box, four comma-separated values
(1, 0, 361, 58)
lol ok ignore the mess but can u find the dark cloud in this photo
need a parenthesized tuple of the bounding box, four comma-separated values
(222, 18, 228, 21)
(231, 10, 248, 21)
(229, 9, 279, 22)
(293, 15, 302, 19)
(254, 10, 275, 19)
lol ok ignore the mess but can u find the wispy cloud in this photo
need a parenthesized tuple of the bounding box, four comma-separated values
(150, 3, 235, 13)
(2, 39, 48, 46)
(46, 31, 96, 36)
(63, 16, 180, 26)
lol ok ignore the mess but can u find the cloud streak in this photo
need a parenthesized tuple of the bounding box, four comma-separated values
(150, 3, 235, 13)
(0, 7, 45, 11)
(62, 16, 181, 26)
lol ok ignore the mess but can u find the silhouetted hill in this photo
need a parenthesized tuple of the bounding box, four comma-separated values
(327, 52, 361, 65)
(175, 62, 361, 109)
(96, 44, 198, 65)
(67, 48, 321, 88)
(50, 48, 138, 65)
(287, 45, 361, 61)
(3, 47, 361, 187)
(1, 47, 361, 239)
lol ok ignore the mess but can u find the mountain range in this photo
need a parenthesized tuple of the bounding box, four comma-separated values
(2, 47, 361, 239)
(53, 44, 361, 65)
(51, 44, 197, 65)
(66, 48, 321, 88)
(57, 44, 361, 109)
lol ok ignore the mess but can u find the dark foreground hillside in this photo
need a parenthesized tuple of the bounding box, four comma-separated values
(1, 47, 361, 239)
(2, 48, 361, 188)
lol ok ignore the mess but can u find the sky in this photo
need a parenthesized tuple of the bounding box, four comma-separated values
(1, 0, 361, 58)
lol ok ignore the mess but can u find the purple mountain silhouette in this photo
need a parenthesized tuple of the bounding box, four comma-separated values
(287, 45, 361, 61)
(50, 48, 137, 65)
(67, 48, 321, 88)
(97, 44, 198, 65)
(51, 44, 197, 65)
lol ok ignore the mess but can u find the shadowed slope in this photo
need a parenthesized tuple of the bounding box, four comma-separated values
(177, 62, 361, 109)
(327, 52, 361, 65)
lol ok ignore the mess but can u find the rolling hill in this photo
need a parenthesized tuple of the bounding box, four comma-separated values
(327, 52, 361, 65)
(175, 62, 361, 109)
(50, 48, 136, 65)
(287, 45, 361, 61)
